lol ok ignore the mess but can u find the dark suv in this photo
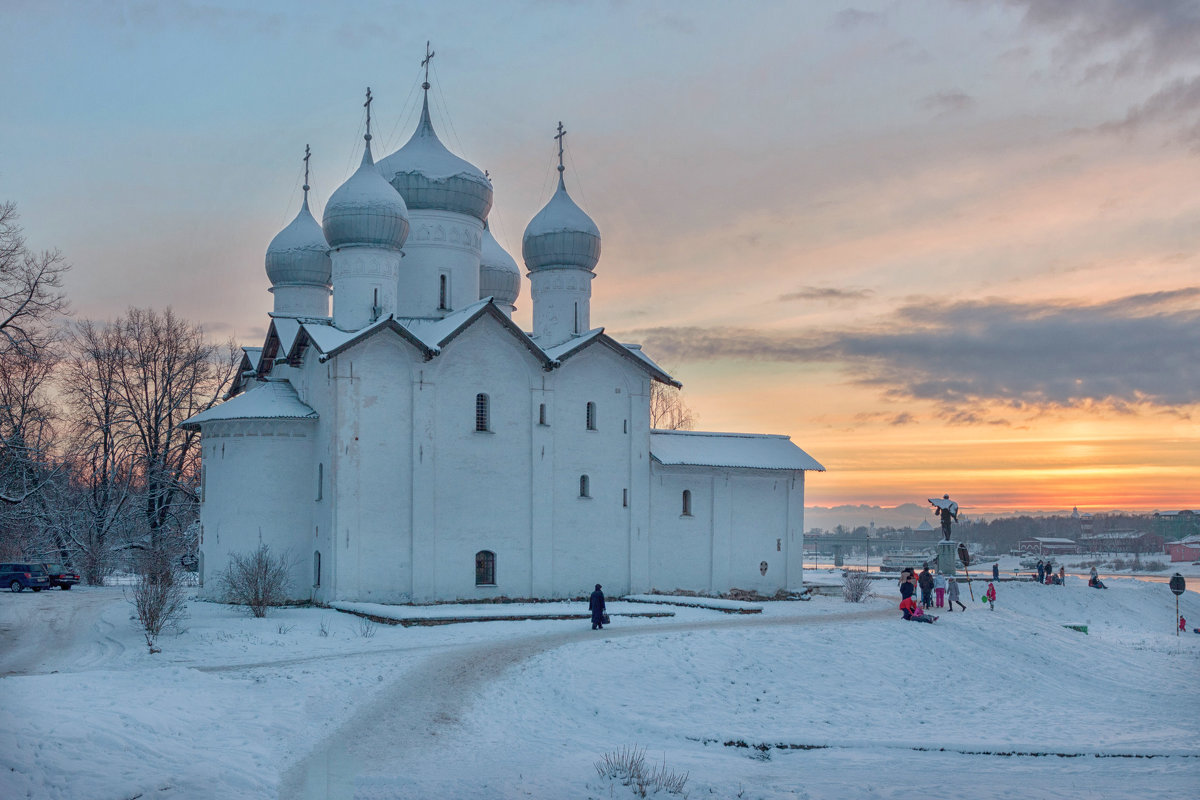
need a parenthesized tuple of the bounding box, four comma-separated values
(41, 564, 80, 590)
(0, 562, 51, 592)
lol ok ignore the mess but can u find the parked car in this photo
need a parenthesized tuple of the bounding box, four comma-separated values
(41, 563, 80, 590)
(0, 562, 51, 592)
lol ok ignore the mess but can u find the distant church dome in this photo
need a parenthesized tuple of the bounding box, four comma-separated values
(266, 193, 331, 287)
(522, 169, 601, 272)
(376, 94, 492, 222)
(479, 221, 520, 307)
(322, 140, 410, 250)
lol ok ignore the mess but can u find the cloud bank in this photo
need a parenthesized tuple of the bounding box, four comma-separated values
(625, 288, 1200, 411)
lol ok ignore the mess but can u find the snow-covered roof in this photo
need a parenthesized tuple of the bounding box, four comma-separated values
(181, 380, 317, 430)
(1023, 537, 1077, 544)
(243, 347, 263, 371)
(650, 430, 824, 472)
(916, 520, 934, 531)
(541, 329, 679, 387)
(265, 196, 331, 287)
(269, 317, 303, 357)
(322, 141, 410, 250)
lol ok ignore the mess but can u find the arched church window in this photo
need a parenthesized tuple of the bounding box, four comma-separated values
(586, 401, 597, 431)
(682, 490, 692, 516)
(475, 550, 496, 586)
(476, 393, 490, 432)
(580, 474, 590, 498)
(314, 551, 321, 588)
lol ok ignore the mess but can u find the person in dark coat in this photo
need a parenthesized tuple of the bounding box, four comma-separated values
(918, 566, 934, 609)
(992, 562, 999, 581)
(589, 583, 606, 630)
(1036, 560, 1045, 584)
(900, 574, 915, 601)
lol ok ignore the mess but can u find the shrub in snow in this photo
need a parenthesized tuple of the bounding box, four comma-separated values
(129, 548, 188, 654)
(356, 617, 377, 639)
(842, 570, 873, 603)
(219, 543, 291, 617)
(595, 745, 688, 797)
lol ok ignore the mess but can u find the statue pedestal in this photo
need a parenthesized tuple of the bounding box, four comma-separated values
(937, 541, 957, 576)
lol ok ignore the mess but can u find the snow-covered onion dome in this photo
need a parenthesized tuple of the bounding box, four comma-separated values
(522, 172, 601, 272)
(479, 221, 521, 308)
(266, 194, 331, 287)
(322, 141, 410, 250)
(376, 94, 493, 222)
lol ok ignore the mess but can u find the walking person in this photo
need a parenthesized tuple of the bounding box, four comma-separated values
(933, 572, 947, 608)
(918, 565, 934, 609)
(992, 562, 999, 581)
(985, 581, 996, 611)
(589, 583, 606, 630)
(1058, 566, 1066, 586)
(1036, 559, 1045, 584)
(947, 577, 966, 611)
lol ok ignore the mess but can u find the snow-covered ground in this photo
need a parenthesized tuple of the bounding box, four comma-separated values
(1, 577, 1197, 799)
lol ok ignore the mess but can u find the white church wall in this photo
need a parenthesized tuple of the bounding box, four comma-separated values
(197, 417, 315, 602)
(295, 350, 338, 605)
(547, 346, 642, 598)
(424, 318, 541, 601)
(647, 467, 715, 592)
(397, 210, 483, 317)
(326, 334, 419, 603)
(648, 465, 804, 596)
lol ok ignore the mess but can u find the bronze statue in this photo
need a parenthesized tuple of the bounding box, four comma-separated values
(928, 494, 959, 541)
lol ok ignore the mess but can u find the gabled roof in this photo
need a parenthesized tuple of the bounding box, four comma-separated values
(545, 328, 680, 387)
(650, 430, 824, 472)
(181, 380, 317, 430)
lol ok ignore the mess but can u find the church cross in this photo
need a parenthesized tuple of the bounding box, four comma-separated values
(302, 144, 311, 195)
(364, 87, 373, 141)
(421, 41, 436, 90)
(554, 121, 566, 173)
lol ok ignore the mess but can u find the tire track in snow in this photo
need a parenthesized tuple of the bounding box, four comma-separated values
(277, 607, 893, 798)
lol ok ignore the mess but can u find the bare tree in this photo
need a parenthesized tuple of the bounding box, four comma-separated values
(0, 201, 68, 508)
(57, 320, 139, 583)
(107, 308, 237, 552)
(650, 380, 696, 431)
(0, 201, 69, 362)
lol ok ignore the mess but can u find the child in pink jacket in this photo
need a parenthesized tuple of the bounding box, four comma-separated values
(985, 581, 996, 611)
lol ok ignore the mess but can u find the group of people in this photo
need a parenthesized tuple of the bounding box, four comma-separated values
(898, 565, 997, 623)
(1035, 560, 1068, 586)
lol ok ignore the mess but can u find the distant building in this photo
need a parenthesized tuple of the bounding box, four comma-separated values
(1018, 537, 1077, 556)
(1166, 535, 1200, 563)
(1077, 531, 1164, 555)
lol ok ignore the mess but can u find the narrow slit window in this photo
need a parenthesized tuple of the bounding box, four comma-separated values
(475, 550, 496, 586)
(314, 551, 321, 587)
(580, 474, 590, 498)
(439, 274, 449, 310)
(574, 302, 579, 334)
(316, 463, 323, 501)
(539, 403, 547, 426)
(475, 393, 490, 432)
(586, 401, 597, 431)
(623, 488, 628, 508)
(682, 490, 692, 516)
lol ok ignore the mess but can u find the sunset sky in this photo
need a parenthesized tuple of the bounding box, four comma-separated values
(2, 1, 1197, 516)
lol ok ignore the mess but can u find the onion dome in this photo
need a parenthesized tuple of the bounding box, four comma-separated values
(522, 171, 601, 272)
(322, 140, 410, 250)
(479, 221, 521, 307)
(266, 191, 331, 287)
(376, 93, 492, 222)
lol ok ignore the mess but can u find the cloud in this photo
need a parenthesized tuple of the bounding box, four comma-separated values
(1003, 0, 1200, 78)
(625, 288, 1200, 410)
(833, 8, 885, 31)
(1095, 75, 1200, 146)
(778, 286, 874, 303)
(918, 90, 975, 116)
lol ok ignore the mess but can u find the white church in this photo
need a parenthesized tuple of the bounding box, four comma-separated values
(185, 71, 824, 605)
